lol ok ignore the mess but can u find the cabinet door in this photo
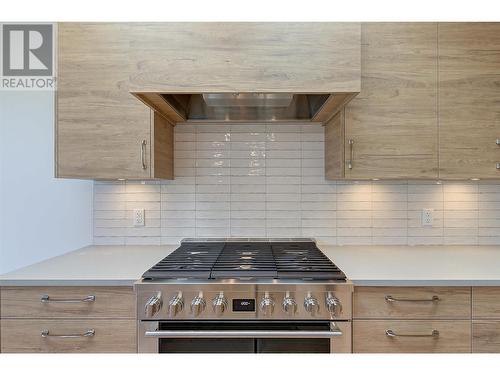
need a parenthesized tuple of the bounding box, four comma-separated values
(344, 23, 438, 179)
(439, 23, 500, 179)
(473, 321, 500, 353)
(353, 320, 471, 353)
(128, 23, 360, 93)
(56, 23, 151, 179)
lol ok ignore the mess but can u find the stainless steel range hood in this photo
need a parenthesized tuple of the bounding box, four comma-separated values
(132, 92, 358, 124)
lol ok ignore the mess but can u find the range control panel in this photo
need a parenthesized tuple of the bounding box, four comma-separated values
(137, 282, 352, 321)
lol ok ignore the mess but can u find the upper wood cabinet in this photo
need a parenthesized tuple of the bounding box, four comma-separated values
(128, 23, 361, 93)
(438, 23, 500, 179)
(339, 23, 439, 179)
(56, 23, 173, 180)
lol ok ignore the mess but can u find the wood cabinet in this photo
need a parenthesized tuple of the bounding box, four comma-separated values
(326, 22, 500, 180)
(472, 287, 500, 319)
(438, 23, 500, 179)
(1, 286, 136, 319)
(56, 23, 173, 180)
(1, 319, 136, 353)
(473, 321, 500, 353)
(353, 286, 472, 353)
(332, 23, 439, 180)
(354, 320, 471, 353)
(354, 286, 471, 319)
(472, 287, 500, 352)
(128, 23, 360, 93)
(0, 286, 137, 353)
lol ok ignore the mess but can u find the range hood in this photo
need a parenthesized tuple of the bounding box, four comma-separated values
(132, 92, 358, 124)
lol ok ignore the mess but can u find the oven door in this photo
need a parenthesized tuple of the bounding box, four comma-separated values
(138, 320, 351, 353)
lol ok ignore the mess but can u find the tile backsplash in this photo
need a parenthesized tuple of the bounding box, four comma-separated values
(93, 123, 500, 246)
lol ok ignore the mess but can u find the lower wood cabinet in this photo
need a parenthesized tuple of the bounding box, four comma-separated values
(1, 319, 136, 353)
(0, 286, 137, 353)
(472, 321, 500, 353)
(472, 287, 500, 319)
(353, 286, 474, 353)
(353, 320, 471, 353)
(354, 286, 471, 319)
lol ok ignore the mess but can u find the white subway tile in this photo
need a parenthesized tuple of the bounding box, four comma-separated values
(94, 127, 500, 246)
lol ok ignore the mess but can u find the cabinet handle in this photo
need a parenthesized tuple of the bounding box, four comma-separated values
(497, 163, 500, 170)
(41, 329, 95, 339)
(348, 139, 354, 170)
(141, 139, 147, 170)
(41, 294, 95, 303)
(385, 295, 439, 303)
(386, 329, 439, 338)
(496, 139, 500, 146)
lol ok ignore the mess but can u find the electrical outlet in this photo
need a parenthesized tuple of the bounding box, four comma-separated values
(133, 208, 145, 227)
(422, 208, 434, 226)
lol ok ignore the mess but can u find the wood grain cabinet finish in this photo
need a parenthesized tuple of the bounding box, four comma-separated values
(473, 321, 500, 353)
(472, 287, 500, 319)
(353, 286, 471, 319)
(1, 319, 136, 353)
(56, 23, 174, 180)
(341, 23, 439, 179)
(353, 320, 471, 353)
(438, 23, 500, 179)
(0, 286, 136, 319)
(128, 23, 361, 93)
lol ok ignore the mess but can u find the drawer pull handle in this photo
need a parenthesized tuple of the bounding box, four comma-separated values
(41, 329, 95, 339)
(41, 295, 96, 303)
(386, 329, 439, 338)
(385, 295, 439, 303)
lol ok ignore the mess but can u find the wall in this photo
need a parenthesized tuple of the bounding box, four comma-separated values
(93, 122, 500, 246)
(0, 91, 93, 274)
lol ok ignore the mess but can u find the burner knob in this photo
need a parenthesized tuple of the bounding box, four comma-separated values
(282, 295, 297, 315)
(304, 295, 320, 316)
(212, 292, 228, 316)
(168, 292, 184, 317)
(191, 294, 206, 317)
(260, 293, 275, 316)
(325, 293, 342, 317)
(144, 292, 162, 318)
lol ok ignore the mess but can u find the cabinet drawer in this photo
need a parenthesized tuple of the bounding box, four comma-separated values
(0, 319, 136, 353)
(353, 320, 471, 353)
(0, 287, 135, 319)
(473, 287, 500, 319)
(353, 287, 471, 319)
(473, 320, 500, 353)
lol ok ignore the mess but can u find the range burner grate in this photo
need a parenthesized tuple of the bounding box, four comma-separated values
(142, 241, 346, 281)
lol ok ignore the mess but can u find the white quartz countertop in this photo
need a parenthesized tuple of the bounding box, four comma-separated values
(0, 245, 176, 286)
(319, 245, 500, 286)
(2, 244, 500, 287)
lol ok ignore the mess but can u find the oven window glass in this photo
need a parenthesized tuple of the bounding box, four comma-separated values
(157, 321, 331, 353)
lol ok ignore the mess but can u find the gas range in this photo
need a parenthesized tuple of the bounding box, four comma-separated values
(136, 238, 352, 353)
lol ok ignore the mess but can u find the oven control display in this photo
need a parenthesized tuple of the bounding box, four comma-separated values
(232, 299, 255, 312)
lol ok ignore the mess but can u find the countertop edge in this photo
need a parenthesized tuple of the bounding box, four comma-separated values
(3, 279, 500, 288)
(0, 279, 139, 287)
(351, 279, 500, 287)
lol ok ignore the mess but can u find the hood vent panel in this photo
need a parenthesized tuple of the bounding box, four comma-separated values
(132, 92, 357, 124)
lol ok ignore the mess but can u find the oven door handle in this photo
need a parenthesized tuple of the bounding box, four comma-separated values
(144, 322, 343, 339)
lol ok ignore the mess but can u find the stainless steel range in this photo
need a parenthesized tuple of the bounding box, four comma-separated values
(136, 238, 352, 353)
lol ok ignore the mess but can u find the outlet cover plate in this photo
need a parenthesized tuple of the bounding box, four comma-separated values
(133, 208, 145, 227)
(422, 208, 434, 226)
